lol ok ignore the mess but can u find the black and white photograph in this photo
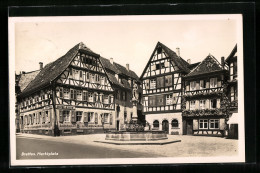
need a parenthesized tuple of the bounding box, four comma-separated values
(9, 14, 244, 166)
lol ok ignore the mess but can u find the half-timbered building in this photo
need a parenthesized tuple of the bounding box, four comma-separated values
(17, 42, 141, 136)
(225, 44, 238, 139)
(182, 54, 229, 136)
(140, 42, 192, 135)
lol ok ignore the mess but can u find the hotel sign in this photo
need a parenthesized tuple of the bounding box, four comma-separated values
(56, 105, 75, 110)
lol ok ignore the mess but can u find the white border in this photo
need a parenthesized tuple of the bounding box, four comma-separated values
(9, 14, 245, 166)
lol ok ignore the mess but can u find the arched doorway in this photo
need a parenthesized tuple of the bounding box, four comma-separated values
(162, 120, 169, 134)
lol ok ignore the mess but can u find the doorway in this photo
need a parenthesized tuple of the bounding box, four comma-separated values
(162, 120, 169, 134)
(186, 119, 193, 135)
(116, 120, 120, 131)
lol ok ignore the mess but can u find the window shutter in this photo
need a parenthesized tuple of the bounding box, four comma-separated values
(110, 114, 113, 125)
(59, 110, 63, 123)
(172, 93, 178, 104)
(206, 81, 210, 88)
(217, 99, 221, 108)
(186, 101, 189, 110)
(217, 81, 221, 87)
(84, 112, 88, 122)
(145, 79, 150, 89)
(95, 114, 98, 124)
(193, 119, 198, 130)
(108, 96, 111, 104)
(71, 110, 76, 123)
(196, 82, 200, 90)
(219, 118, 225, 130)
(205, 99, 209, 109)
(195, 100, 199, 109)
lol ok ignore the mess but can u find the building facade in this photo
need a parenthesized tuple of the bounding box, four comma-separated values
(17, 42, 141, 136)
(140, 42, 193, 135)
(182, 55, 229, 136)
(225, 44, 238, 139)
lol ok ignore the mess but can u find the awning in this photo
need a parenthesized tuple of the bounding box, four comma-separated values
(227, 113, 239, 124)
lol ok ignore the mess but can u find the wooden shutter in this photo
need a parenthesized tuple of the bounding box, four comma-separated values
(59, 110, 63, 123)
(205, 99, 209, 109)
(217, 99, 221, 108)
(206, 81, 210, 88)
(110, 114, 113, 125)
(83, 112, 88, 122)
(148, 96, 156, 107)
(186, 101, 189, 110)
(95, 113, 98, 124)
(156, 76, 164, 88)
(193, 119, 198, 130)
(71, 110, 76, 123)
(196, 82, 200, 90)
(172, 93, 178, 104)
(217, 81, 221, 87)
(219, 118, 225, 130)
(195, 100, 199, 109)
(157, 95, 165, 106)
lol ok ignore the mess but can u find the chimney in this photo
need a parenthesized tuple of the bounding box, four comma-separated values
(221, 56, 225, 68)
(176, 47, 180, 57)
(187, 59, 191, 64)
(39, 62, 43, 70)
(110, 58, 114, 64)
(126, 64, 130, 71)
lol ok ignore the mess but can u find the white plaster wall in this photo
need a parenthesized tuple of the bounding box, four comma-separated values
(145, 112, 183, 135)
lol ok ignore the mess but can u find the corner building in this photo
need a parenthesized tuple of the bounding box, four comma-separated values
(182, 54, 229, 136)
(17, 42, 141, 135)
(140, 42, 194, 135)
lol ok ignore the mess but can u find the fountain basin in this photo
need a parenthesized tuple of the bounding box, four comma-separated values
(105, 130, 168, 141)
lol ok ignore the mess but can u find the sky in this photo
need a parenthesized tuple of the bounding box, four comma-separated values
(12, 15, 240, 77)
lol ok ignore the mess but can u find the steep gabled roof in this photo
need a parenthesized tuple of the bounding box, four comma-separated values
(140, 41, 190, 79)
(20, 42, 99, 97)
(99, 57, 140, 82)
(225, 44, 237, 62)
(159, 42, 190, 73)
(185, 54, 224, 77)
(16, 70, 40, 93)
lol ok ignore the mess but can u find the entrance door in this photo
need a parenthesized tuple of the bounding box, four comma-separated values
(116, 120, 120, 131)
(162, 120, 169, 134)
(186, 119, 193, 135)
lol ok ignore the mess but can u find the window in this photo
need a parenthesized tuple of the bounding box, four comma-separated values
(153, 120, 159, 128)
(104, 95, 109, 104)
(74, 70, 79, 80)
(150, 79, 156, 89)
(69, 68, 73, 78)
(124, 111, 127, 123)
(100, 76, 105, 85)
(63, 89, 69, 99)
(76, 111, 82, 122)
(230, 62, 233, 80)
(231, 86, 234, 101)
(200, 80, 206, 89)
(157, 47, 162, 54)
(88, 93, 93, 102)
(95, 74, 100, 83)
(76, 90, 82, 101)
(190, 100, 195, 110)
(166, 94, 173, 105)
(90, 74, 95, 83)
(122, 91, 126, 101)
(59, 88, 63, 98)
(157, 76, 164, 88)
(155, 62, 165, 70)
(233, 61, 237, 79)
(165, 75, 172, 87)
(39, 112, 42, 124)
(86, 72, 89, 81)
(209, 119, 219, 129)
(190, 81, 196, 91)
(199, 119, 208, 129)
(104, 113, 109, 123)
(95, 113, 98, 124)
(70, 89, 76, 100)
(45, 111, 49, 123)
(83, 91, 88, 101)
(33, 113, 36, 124)
(157, 95, 164, 106)
(210, 78, 217, 88)
(199, 100, 205, 109)
(63, 110, 70, 122)
(79, 71, 83, 80)
(148, 96, 156, 107)
(88, 112, 94, 122)
(171, 119, 178, 128)
(210, 99, 217, 109)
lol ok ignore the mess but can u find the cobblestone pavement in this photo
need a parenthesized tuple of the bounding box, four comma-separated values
(16, 133, 238, 158)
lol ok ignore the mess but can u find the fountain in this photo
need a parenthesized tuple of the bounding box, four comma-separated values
(105, 82, 168, 141)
